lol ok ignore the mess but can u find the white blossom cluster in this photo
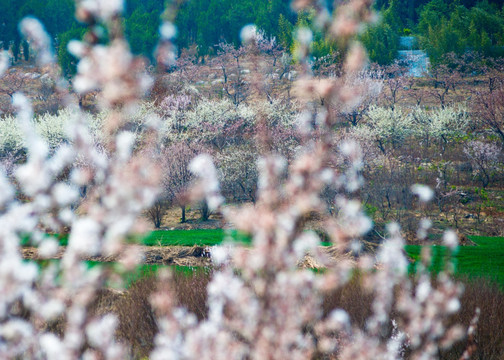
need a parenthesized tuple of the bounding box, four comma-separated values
(0, 104, 158, 156)
(352, 105, 470, 153)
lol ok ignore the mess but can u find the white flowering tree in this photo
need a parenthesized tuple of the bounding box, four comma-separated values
(409, 105, 470, 151)
(331, 69, 383, 127)
(216, 143, 258, 203)
(184, 98, 255, 150)
(428, 105, 470, 152)
(355, 105, 413, 155)
(161, 140, 208, 223)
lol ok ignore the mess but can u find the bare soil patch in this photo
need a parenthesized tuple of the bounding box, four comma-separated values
(22, 245, 213, 267)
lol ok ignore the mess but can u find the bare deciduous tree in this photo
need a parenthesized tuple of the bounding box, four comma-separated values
(473, 84, 504, 145)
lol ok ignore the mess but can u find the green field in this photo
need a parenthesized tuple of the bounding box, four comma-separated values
(405, 236, 504, 287)
(129, 229, 250, 246)
(22, 229, 337, 247)
(25, 231, 504, 288)
(21, 229, 252, 247)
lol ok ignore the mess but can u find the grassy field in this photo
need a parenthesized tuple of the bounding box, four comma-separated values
(24, 230, 504, 288)
(22, 229, 338, 247)
(121, 234, 504, 286)
(21, 229, 252, 247)
(405, 236, 504, 287)
(128, 229, 248, 246)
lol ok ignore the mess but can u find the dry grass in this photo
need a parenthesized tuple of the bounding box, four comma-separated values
(322, 274, 375, 330)
(23, 244, 365, 268)
(34, 268, 504, 359)
(37, 270, 211, 359)
(113, 270, 211, 357)
(321, 274, 504, 359)
(442, 277, 504, 359)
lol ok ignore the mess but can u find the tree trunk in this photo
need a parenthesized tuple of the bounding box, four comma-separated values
(154, 215, 161, 229)
(200, 201, 209, 221)
(181, 205, 186, 223)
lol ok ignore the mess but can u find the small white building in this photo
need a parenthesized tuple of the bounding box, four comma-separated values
(398, 36, 430, 77)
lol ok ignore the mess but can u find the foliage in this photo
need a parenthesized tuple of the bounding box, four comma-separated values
(57, 27, 86, 77)
(361, 23, 398, 65)
(277, 13, 294, 50)
(1, 0, 503, 71)
(360, 4, 400, 65)
(175, 0, 294, 56)
(418, 1, 504, 63)
(124, 8, 160, 61)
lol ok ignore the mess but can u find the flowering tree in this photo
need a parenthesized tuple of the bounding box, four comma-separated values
(428, 63, 462, 108)
(333, 69, 383, 127)
(151, 48, 200, 101)
(0, 1, 475, 359)
(354, 106, 413, 154)
(158, 94, 192, 132)
(254, 35, 291, 104)
(252, 99, 300, 159)
(353, 105, 469, 154)
(473, 83, 504, 145)
(464, 140, 502, 188)
(428, 105, 469, 152)
(161, 141, 208, 223)
(184, 98, 255, 150)
(216, 143, 258, 203)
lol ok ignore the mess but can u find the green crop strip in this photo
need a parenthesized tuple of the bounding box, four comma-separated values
(21, 229, 333, 247)
(405, 236, 504, 288)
